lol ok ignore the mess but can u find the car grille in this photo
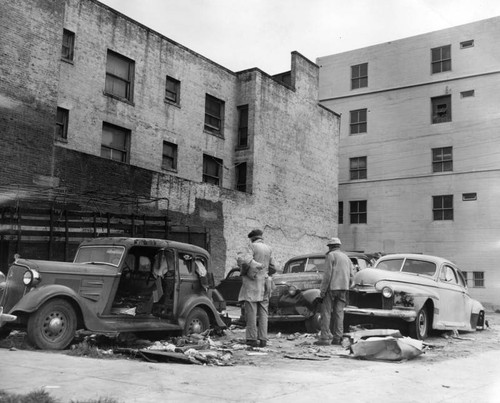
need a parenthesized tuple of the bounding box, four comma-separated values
(349, 291, 394, 310)
(2, 265, 28, 312)
(270, 284, 287, 306)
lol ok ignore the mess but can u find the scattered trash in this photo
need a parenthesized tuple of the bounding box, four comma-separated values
(350, 336, 425, 361)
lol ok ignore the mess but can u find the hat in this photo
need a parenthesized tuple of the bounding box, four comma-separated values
(326, 237, 341, 246)
(248, 229, 263, 239)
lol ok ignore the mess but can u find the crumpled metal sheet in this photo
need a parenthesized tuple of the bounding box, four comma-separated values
(350, 336, 425, 361)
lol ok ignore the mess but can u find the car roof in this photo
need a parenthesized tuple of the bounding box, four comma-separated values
(377, 253, 455, 266)
(79, 237, 209, 256)
(285, 251, 371, 262)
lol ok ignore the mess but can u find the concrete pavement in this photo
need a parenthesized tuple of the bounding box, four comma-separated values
(1, 346, 500, 402)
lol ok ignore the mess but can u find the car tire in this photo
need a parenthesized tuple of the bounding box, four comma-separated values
(27, 298, 77, 350)
(184, 307, 210, 335)
(305, 312, 321, 333)
(409, 306, 429, 340)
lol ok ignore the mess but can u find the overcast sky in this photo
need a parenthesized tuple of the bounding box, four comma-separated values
(99, 0, 500, 75)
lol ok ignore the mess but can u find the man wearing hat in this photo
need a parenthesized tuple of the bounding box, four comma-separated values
(315, 237, 354, 346)
(237, 228, 276, 348)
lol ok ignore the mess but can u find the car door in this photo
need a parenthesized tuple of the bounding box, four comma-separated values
(436, 264, 468, 328)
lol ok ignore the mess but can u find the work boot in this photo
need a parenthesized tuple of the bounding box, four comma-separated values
(246, 339, 258, 348)
(259, 339, 267, 348)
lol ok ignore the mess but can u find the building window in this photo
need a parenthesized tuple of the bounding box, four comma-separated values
(61, 29, 75, 62)
(460, 90, 475, 98)
(350, 109, 367, 134)
(351, 63, 368, 89)
(432, 147, 453, 172)
(462, 193, 477, 201)
(105, 50, 135, 102)
(55, 107, 69, 140)
(431, 95, 451, 124)
(460, 40, 474, 49)
(338, 201, 343, 224)
(162, 141, 177, 171)
(204, 94, 224, 135)
(235, 162, 247, 192)
(237, 105, 249, 147)
(433, 195, 453, 221)
(165, 76, 180, 104)
(350, 200, 367, 224)
(431, 45, 451, 74)
(473, 271, 484, 287)
(203, 154, 222, 185)
(350, 157, 367, 180)
(101, 123, 130, 163)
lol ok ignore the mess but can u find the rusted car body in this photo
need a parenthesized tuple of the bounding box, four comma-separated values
(345, 253, 486, 339)
(0, 237, 227, 349)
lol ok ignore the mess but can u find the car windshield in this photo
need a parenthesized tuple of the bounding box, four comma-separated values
(285, 257, 325, 273)
(376, 258, 436, 276)
(74, 246, 125, 266)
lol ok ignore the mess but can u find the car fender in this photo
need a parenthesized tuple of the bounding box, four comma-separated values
(470, 298, 484, 315)
(9, 284, 84, 314)
(177, 295, 227, 329)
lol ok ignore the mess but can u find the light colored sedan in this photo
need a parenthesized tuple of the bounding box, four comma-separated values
(345, 253, 486, 340)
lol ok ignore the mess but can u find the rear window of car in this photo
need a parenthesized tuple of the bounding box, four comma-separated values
(285, 257, 325, 273)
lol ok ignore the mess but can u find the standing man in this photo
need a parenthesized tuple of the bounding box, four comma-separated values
(237, 229, 275, 348)
(315, 237, 354, 346)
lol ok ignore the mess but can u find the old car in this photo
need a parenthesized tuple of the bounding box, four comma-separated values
(345, 253, 486, 340)
(216, 251, 374, 310)
(0, 237, 227, 350)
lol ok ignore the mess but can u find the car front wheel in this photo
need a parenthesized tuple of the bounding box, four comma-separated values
(27, 299, 77, 350)
(409, 306, 429, 340)
(184, 307, 210, 335)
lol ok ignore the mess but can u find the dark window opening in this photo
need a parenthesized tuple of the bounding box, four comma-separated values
(432, 95, 452, 124)
(351, 63, 368, 89)
(433, 195, 453, 220)
(460, 40, 474, 49)
(101, 122, 130, 163)
(105, 50, 135, 102)
(338, 201, 343, 224)
(432, 147, 453, 172)
(203, 154, 222, 186)
(350, 109, 367, 134)
(350, 200, 367, 224)
(165, 76, 180, 104)
(235, 162, 247, 192)
(431, 45, 451, 74)
(62, 29, 75, 62)
(204, 94, 224, 135)
(55, 107, 69, 140)
(162, 141, 177, 171)
(237, 105, 249, 147)
(350, 156, 367, 180)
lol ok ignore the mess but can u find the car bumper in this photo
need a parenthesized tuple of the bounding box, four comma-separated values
(0, 306, 17, 327)
(344, 306, 417, 322)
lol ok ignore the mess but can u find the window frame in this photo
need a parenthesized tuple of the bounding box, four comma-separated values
(162, 141, 178, 171)
(350, 109, 367, 134)
(472, 271, 484, 287)
(350, 200, 367, 224)
(235, 162, 248, 192)
(101, 122, 131, 163)
(351, 63, 368, 90)
(61, 29, 75, 62)
(433, 195, 454, 221)
(431, 45, 451, 74)
(431, 95, 452, 124)
(237, 105, 249, 148)
(350, 156, 367, 180)
(55, 107, 69, 140)
(105, 50, 135, 103)
(338, 201, 343, 225)
(432, 147, 453, 173)
(165, 76, 180, 105)
(204, 94, 225, 136)
(203, 154, 223, 186)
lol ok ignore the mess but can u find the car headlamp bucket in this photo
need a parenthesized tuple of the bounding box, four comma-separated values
(23, 270, 40, 286)
(382, 286, 393, 298)
(288, 285, 297, 296)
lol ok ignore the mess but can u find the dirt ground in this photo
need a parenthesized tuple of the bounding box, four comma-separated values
(1, 311, 498, 369)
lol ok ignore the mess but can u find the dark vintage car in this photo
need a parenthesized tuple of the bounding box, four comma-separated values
(345, 253, 486, 340)
(0, 237, 227, 350)
(217, 252, 374, 331)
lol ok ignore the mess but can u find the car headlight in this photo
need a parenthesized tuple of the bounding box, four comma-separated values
(288, 285, 298, 296)
(382, 286, 393, 299)
(23, 270, 40, 286)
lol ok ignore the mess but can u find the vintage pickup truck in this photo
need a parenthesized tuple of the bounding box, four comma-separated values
(0, 237, 227, 350)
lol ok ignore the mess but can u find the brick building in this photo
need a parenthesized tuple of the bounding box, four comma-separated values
(0, 0, 340, 279)
(317, 17, 500, 306)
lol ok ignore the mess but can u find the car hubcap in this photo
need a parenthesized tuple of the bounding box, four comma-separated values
(190, 319, 202, 334)
(44, 313, 65, 338)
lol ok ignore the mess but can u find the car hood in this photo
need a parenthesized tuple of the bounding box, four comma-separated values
(13, 258, 118, 276)
(354, 268, 436, 287)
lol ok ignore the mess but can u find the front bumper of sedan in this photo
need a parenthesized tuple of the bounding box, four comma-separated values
(344, 306, 417, 322)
